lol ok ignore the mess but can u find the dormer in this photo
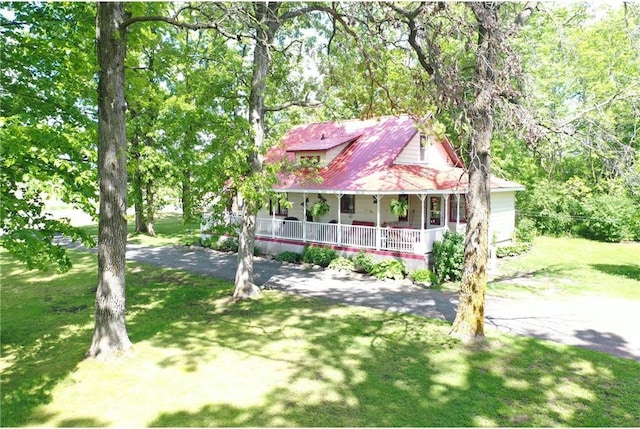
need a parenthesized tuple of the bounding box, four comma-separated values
(395, 132, 462, 167)
(286, 133, 360, 166)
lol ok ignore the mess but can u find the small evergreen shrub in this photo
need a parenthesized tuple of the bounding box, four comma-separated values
(370, 259, 408, 280)
(275, 251, 302, 263)
(410, 268, 435, 285)
(432, 231, 464, 283)
(302, 246, 338, 267)
(352, 250, 375, 274)
(328, 257, 355, 272)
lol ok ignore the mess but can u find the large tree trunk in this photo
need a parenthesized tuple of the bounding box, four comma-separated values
(449, 3, 499, 342)
(88, 2, 132, 359)
(233, 3, 277, 299)
(450, 104, 492, 341)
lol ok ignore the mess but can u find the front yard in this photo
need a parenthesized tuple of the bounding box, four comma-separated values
(2, 245, 639, 427)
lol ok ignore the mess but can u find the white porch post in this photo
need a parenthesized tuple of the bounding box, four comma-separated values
(375, 194, 382, 250)
(271, 199, 276, 238)
(444, 194, 450, 231)
(336, 193, 342, 245)
(456, 194, 460, 232)
(418, 194, 426, 246)
(302, 192, 307, 242)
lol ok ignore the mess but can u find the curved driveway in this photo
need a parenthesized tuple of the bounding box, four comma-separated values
(64, 240, 640, 361)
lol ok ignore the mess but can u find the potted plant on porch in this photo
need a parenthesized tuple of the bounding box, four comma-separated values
(389, 198, 409, 218)
(310, 195, 330, 221)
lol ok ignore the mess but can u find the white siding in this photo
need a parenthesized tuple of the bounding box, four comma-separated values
(489, 191, 516, 244)
(395, 132, 454, 166)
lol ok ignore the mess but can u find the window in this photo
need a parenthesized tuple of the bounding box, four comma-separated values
(419, 134, 428, 162)
(269, 197, 288, 216)
(340, 194, 355, 214)
(300, 155, 320, 163)
(449, 195, 467, 222)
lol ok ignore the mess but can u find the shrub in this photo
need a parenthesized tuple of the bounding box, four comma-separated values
(302, 246, 338, 267)
(218, 237, 238, 253)
(578, 193, 638, 242)
(516, 218, 537, 243)
(275, 251, 302, 264)
(410, 268, 435, 285)
(352, 250, 375, 274)
(328, 257, 355, 272)
(370, 259, 408, 280)
(432, 231, 464, 283)
(496, 242, 532, 258)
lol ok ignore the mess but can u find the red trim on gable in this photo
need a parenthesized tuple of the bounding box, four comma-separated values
(442, 136, 464, 168)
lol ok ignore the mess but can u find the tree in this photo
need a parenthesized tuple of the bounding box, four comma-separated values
(387, 2, 534, 341)
(1, 2, 97, 272)
(88, 2, 132, 358)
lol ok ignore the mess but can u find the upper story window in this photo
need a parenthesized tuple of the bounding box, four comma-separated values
(299, 155, 321, 163)
(419, 134, 429, 162)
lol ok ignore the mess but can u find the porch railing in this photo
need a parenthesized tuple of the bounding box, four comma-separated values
(203, 213, 447, 254)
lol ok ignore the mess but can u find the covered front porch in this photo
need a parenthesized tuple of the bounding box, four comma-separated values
(255, 191, 468, 256)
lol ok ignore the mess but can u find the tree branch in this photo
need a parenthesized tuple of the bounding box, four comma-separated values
(264, 100, 324, 112)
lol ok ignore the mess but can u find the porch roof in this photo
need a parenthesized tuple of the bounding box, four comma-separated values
(269, 115, 524, 195)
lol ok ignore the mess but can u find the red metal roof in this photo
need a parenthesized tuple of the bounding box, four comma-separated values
(268, 115, 524, 194)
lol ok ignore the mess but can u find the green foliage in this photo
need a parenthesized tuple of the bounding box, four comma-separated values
(496, 243, 533, 258)
(302, 246, 338, 267)
(310, 197, 330, 219)
(275, 251, 302, 264)
(352, 250, 375, 274)
(432, 231, 465, 283)
(389, 198, 408, 217)
(328, 256, 356, 272)
(1, 3, 98, 272)
(370, 259, 408, 280)
(578, 193, 639, 242)
(218, 237, 239, 253)
(515, 218, 537, 244)
(410, 268, 436, 285)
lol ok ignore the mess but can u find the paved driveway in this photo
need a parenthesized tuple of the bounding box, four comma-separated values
(63, 239, 640, 361)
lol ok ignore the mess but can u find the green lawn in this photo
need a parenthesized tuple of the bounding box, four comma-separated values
(2, 250, 639, 427)
(77, 213, 202, 247)
(490, 236, 640, 300)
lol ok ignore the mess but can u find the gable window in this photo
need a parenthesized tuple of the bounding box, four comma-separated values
(300, 155, 321, 163)
(449, 195, 467, 222)
(419, 134, 428, 162)
(340, 194, 355, 214)
(269, 197, 288, 217)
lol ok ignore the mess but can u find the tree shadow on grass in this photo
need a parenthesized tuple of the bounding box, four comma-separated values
(591, 264, 640, 282)
(131, 280, 640, 427)
(0, 252, 97, 427)
(6, 254, 640, 427)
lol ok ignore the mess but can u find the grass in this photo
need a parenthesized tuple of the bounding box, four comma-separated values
(2, 249, 640, 427)
(489, 236, 640, 300)
(77, 213, 202, 248)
